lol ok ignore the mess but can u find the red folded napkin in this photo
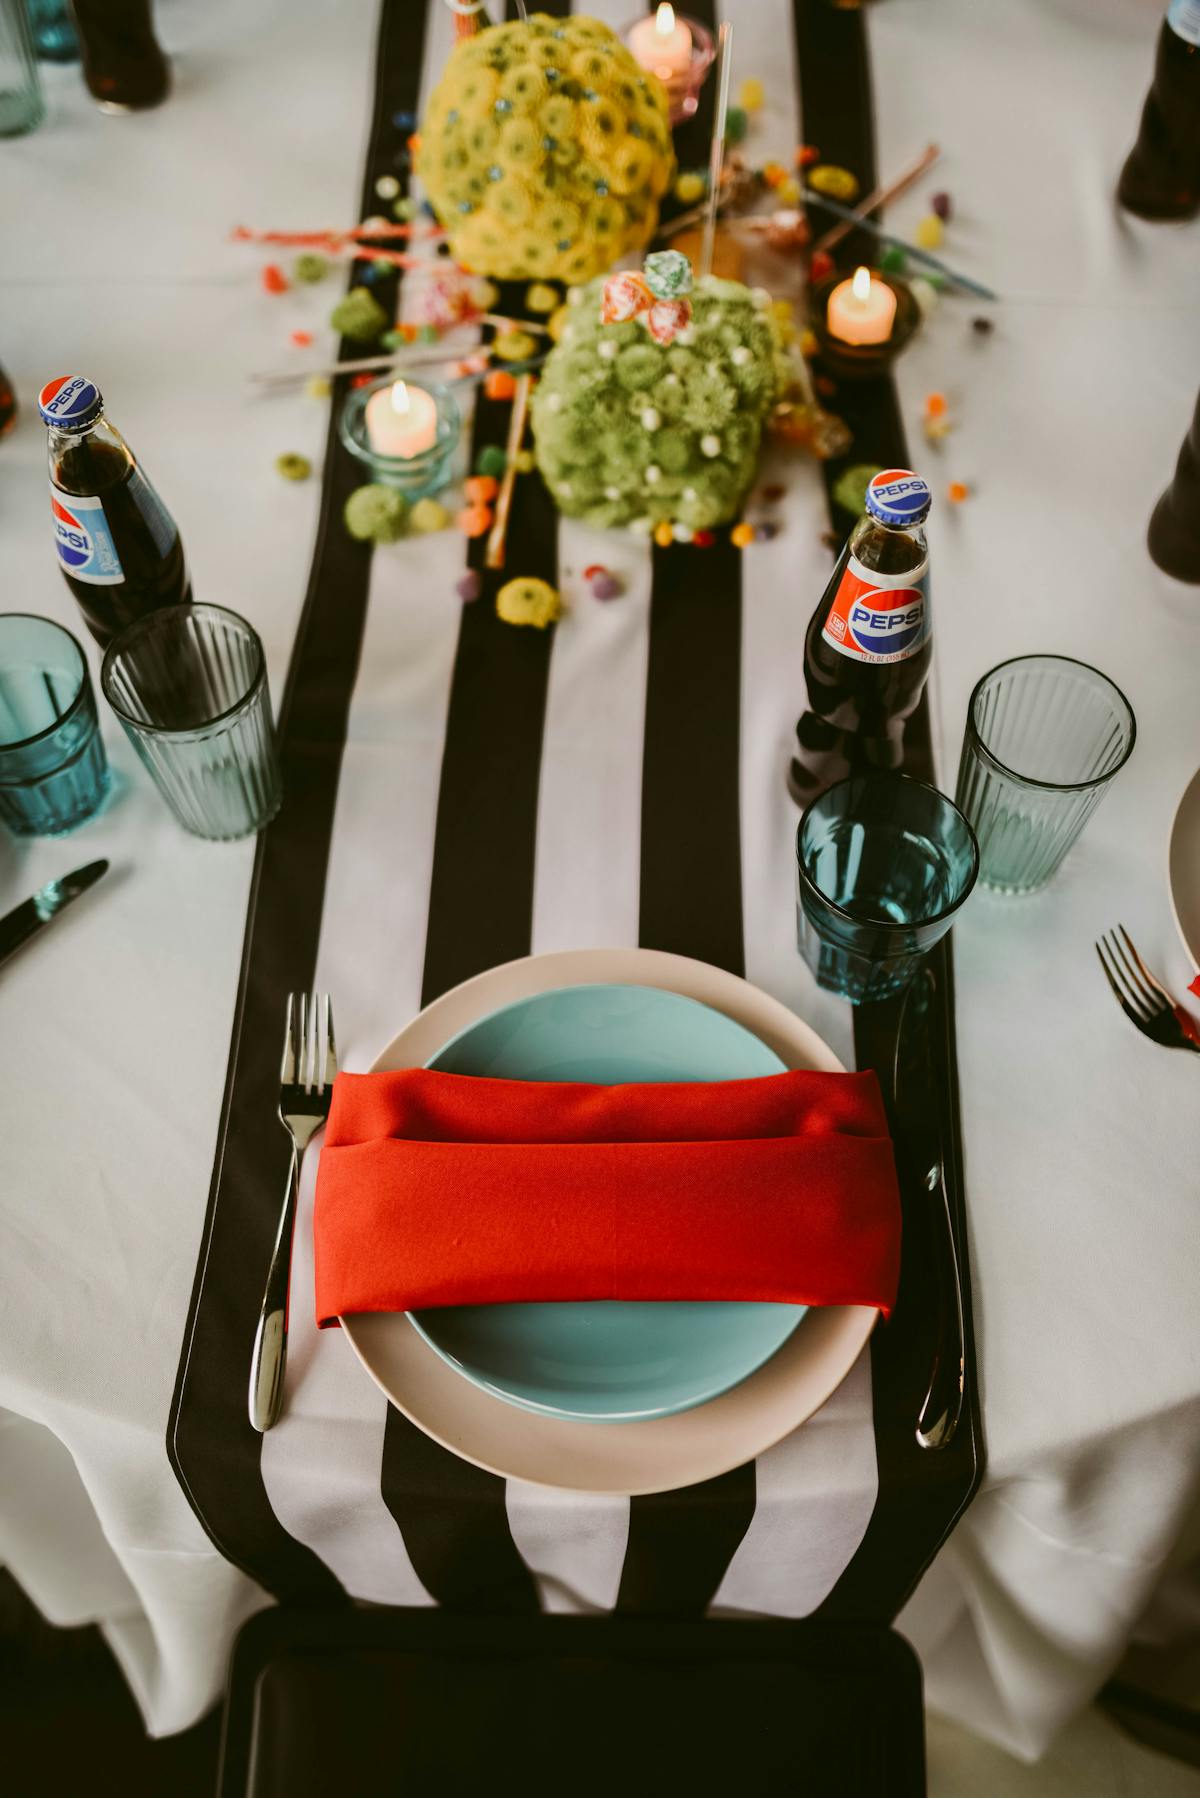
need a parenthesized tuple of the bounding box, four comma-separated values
(313, 1067, 900, 1327)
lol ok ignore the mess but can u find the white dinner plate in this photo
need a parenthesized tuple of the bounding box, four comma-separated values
(1168, 766, 1200, 971)
(341, 948, 878, 1496)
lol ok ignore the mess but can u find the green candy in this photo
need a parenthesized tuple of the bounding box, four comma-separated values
(832, 463, 885, 518)
(475, 443, 509, 478)
(343, 483, 408, 542)
(724, 106, 748, 144)
(330, 286, 390, 343)
(293, 252, 330, 284)
(275, 453, 311, 482)
(880, 244, 907, 274)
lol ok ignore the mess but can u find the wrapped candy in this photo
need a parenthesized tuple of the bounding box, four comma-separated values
(602, 271, 653, 324)
(646, 297, 692, 345)
(643, 249, 694, 300)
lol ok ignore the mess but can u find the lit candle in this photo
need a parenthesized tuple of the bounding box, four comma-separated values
(628, 3, 693, 79)
(825, 265, 898, 347)
(365, 379, 438, 458)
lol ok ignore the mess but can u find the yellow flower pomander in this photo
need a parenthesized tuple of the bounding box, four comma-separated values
(418, 14, 675, 282)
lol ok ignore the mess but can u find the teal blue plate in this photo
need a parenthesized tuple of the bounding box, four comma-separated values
(409, 984, 806, 1423)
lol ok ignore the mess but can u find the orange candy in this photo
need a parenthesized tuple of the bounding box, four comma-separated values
(925, 392, 948, 418)
(464, 474, 499, 504)
(762, 161, 788, 189)
(261, 264, 288, 294)
(456, 505, 493, 537)
(947, 481, 970, 504)
(653, 521, 674, 548)
(730, 522, 755, 548)
(795, 144, 821, 168)
(484, 370, 517, 401)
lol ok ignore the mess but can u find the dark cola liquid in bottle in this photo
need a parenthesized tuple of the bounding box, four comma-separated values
(788, 469, 932, 806)
(1118, 1, 1200, 221)
(38, 375, 190, 649)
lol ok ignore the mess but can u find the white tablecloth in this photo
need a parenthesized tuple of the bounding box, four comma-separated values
(2, 0, 1198, 1759)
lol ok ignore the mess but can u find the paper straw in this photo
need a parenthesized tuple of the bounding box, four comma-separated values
(812, 144, 940, 255)
(485, 371, 533, 571)
(699, 21, 733, 280)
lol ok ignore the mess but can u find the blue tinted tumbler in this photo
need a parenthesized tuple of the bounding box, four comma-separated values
(796, 772, 979, 1003)
(0, 615, 110, 836)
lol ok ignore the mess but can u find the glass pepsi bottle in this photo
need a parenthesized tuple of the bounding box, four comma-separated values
(1118, 1, 1200, 220)
(39, 375, 190, 649)
(789, 469, 932, 806)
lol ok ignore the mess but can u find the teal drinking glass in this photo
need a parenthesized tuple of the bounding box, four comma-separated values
(796, 772, 979, 1003)
(101, 604, 282, 841)
(0, 0, 45, 135)
(0, 615, 110, 836)
(955, 656, 1136, 894)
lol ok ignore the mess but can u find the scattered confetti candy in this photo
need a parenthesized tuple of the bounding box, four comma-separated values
(370, 258, 394, 278)
(730, 522, 755, 548)
(344, 483, 408, 542)
(475, 444, 509, 479)
(809, 249, 834, 282)
(456, 504, 493, 537)
(465, 474, 499, 504)
(418, 323, 439, 344)
(484, 369, 517, 401)
(496, 576, 560, 629)
(591, 571, 622, 600)
(653, 520, 675, 547)
(795, 144, 821, 168)
(756, 521, 780, 541)
(914, 213, 944, 249)
(925, 392, 948, 419)
(674, 171, 706, 205)
(808, 165, 859, 202)
(290, 329, 314, 347)
(293, 252, 330, 284)
(738, 77, 765, 112)
(514, 450, 535, 474)
(261, 264, 289, 295)
(832, 463, 884, 516)
(761, 161, 788, 189)
(330, 286, 390, 342)
(305, 375, 331, 400)
(910, 277, 939, 318)
(972, 315, 994, 336)
(583, 565, 606, 581)
(947, 481, 971, 504)
(409, 497, 449, 533)
(456, 570, 482, 603)
(275, 453, 311, 482)
(392, 196, 417, 221)
(724, 106, 748, 145)
(798, 327, 819, 358)
(931, 191, 952, 222)
(775, 177, 802, 206)
(375, 174, 401, 201)
(525, 282, 559, 315)
(880, 244, 907, 274)
(692, 529, 716, 548)
(493, 329, 538, 362)
(350, 372, 376, 389)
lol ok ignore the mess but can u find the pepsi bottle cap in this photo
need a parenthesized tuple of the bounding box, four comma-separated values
(865, 468, 932, 527)
(38, 376, 104, 432)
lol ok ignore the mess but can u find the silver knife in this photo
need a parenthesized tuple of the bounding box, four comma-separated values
(893, 963, 966, 1451)
(0, 861, 109, 971)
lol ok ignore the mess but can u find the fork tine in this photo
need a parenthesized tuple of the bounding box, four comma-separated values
(300, 991, 312, 1091)
(1097, 936, 1148, 1017)
(1109, 929, 1162, 1014)
(323, 995, 338, 1090)
(281, 992, 298, 1083)
(1117, 924, 1173, 1006)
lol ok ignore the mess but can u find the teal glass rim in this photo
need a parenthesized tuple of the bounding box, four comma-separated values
(338, 375, 461, 489)
(796, 769, 980, 932)
(101, 602, 267, 739)
(0, 613, 90, 756)
(964, 654, 1137, 794)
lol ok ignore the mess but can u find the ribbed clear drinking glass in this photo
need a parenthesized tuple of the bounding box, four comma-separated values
(955, 655, 1136, 895)
(0, 0, 45, 135)
(0, 614, 110, 835)
(102, 604, 282, 841)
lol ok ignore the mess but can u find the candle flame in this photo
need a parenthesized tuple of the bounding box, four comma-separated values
(851, 266, 872, 303)
(390, 379, 411, 417)
(655, 2, 676, 36)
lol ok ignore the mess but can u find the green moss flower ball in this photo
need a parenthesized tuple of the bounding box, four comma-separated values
(531, 276, 787, 531)
(418, 14, 675, 283)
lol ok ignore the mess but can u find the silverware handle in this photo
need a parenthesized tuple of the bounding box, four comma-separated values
(916, 1160, 966, 1451)
(249, 1147, 299, 1432)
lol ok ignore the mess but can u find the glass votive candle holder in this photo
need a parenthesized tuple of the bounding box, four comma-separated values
(339, 376, 460, 499)
(808, 270, 921, 381)
(622, 11, 715, 126)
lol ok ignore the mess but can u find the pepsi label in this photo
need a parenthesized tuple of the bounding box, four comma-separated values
(820, 551, 929, 663)
(49, 487, 125, 586)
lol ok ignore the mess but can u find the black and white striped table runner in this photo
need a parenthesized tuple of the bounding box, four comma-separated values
(169, 0, 981, 1623)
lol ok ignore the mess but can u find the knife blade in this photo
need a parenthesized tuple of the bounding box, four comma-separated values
(893, 962, 966, 1451)
(0, 860, 109, 971)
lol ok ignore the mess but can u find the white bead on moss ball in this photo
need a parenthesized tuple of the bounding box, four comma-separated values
(547, 392, 563, 411)
(700, 434, 721, 457)
(605, 485, 621, 499)
(630, 517, 653, 536)
(673, 523, 694, 542)
(598, 339, 618, 360)
(731, 345, 751, 367)
(675, 326, 695, 346)
(567, 286, 584, 306)
(645, 464, 661, 483)
(683, 486, 698, 501)
(750, 288, 772, 309)
(558, 480, 573, 497)
(641, 407, 661, 430)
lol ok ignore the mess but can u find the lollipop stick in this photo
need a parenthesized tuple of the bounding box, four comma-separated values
(485, 372, 533, 571)
(699, 22, 733, 280)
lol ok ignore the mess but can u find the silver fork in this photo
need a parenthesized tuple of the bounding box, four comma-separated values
(1095, 926, 1200, 1054)
(248, 992, 337, 1432)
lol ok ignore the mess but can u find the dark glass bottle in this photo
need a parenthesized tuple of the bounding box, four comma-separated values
(1148, 387, 1200, 581)
(38, 375, 190, 648)
(72, 0, 170, 113)
(0, 363, 16, 439)
(1118, 2, 1200, 220)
